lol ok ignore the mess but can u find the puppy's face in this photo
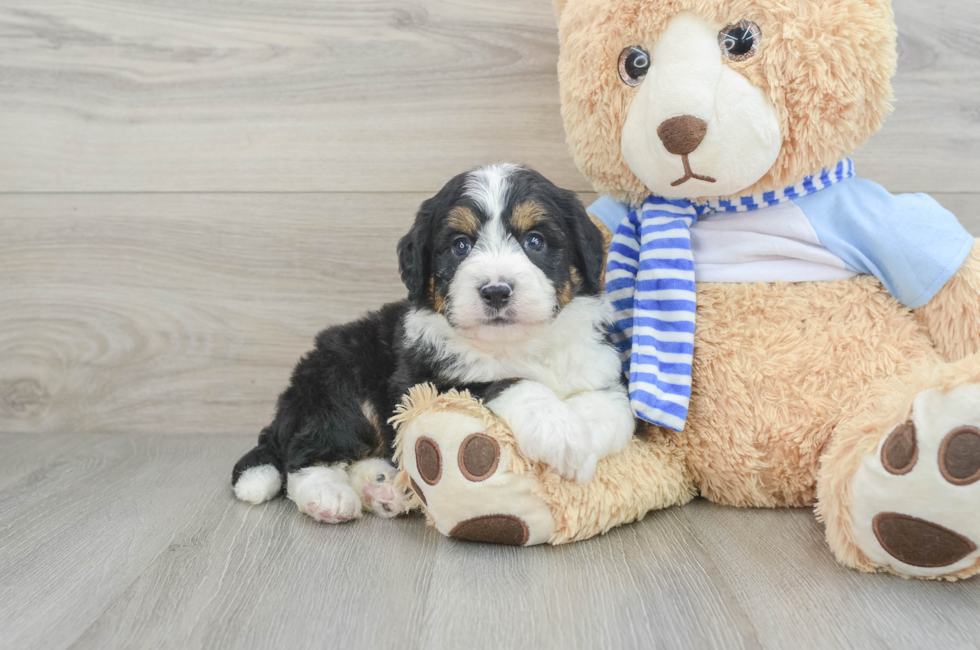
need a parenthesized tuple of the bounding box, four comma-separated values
(398, 164, 606, 340)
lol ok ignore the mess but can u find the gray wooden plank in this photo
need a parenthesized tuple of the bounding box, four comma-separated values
(0, 0, 977, 194)
(0, 0, 578, 193)
(0, 433, 104, 491)
(681, 502, 980, 650)
(414, 509, 760, 650)
(0, 434, 255, 650)
(68, 499, 441, 650)
(3, 434, 980, 649)
(0, 192, 419, 436)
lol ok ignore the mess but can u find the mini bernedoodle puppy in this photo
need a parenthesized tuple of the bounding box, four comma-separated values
(232, 164, 636, 524)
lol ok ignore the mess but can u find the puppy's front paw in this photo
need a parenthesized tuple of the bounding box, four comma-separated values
(287, 465, 362, 524)
(488, 381, 593, 482)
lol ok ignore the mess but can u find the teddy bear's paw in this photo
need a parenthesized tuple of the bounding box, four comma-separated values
(348, 458, 413, 518)
(399, 407, 555, 546)
(851, 383, 980, 577)
(286, 465, 362, 524)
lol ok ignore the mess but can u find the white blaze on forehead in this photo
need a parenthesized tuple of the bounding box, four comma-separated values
(462, 163, 524, 268)
(465, 163, 521, 221)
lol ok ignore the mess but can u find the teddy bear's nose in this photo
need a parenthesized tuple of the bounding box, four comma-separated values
(657, 115, 708, 156)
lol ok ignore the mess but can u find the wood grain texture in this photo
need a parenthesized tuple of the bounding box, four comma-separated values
(2, 433, 980, 650)
(0, 0, 977, 194)
(0, 193, 416, 435)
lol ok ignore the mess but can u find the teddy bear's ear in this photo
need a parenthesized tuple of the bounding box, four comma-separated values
(552, 0, 568, 22)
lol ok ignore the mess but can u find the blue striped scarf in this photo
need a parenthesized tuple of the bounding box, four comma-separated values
(606, 159, 856, 431)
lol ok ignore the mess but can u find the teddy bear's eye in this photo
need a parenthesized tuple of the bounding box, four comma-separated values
(719, 21, 762, 62)
(618, 46, 650, 87)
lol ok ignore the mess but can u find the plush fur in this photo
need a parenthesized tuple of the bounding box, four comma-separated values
(232, 164, 633, 522)
(390, 0, 980, 580)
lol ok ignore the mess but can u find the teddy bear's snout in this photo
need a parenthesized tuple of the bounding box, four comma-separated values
(657, 115, 708, 156)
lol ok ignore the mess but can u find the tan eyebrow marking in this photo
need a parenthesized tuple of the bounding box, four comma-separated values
(447, 206, 480, 236)
(510, 202, 546, 232)
(557, 280, 575, 309)
(429, 276, 447, 314)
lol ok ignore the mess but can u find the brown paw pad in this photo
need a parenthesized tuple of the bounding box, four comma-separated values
(409, 476, 427, 506)
(881, 421, 918, 476)
(939, 426, 980, 486)
(873, 513, 977, 568)
(458, 433, 500, 482)
(415, 437, 442, 486)
(450, 514, 529, 546)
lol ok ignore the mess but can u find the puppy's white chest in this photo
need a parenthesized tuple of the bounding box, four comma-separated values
(484, 338, 617, 398)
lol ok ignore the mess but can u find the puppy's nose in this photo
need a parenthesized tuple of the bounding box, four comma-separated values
(657, 115, 708, 156)
(480, 283, 512, 309)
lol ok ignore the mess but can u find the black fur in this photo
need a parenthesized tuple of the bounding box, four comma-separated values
(232, 167, 609, 491)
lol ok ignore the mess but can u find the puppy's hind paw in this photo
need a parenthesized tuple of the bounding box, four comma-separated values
(234, 464, 282, 504)
(287, 466, 362, 524)
(349, 458, 413, 518)
(302, 484, 362, 524)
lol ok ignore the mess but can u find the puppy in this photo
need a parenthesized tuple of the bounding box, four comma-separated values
(232, 164, 636, 524)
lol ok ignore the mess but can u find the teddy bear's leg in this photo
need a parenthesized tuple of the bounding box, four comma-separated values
(391, 385, 696, 546)
(817, 353, 980, 579)
(915, 239, 980, 362)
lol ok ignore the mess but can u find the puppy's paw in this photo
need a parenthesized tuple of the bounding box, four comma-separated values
(487, 381, 593, 482)
(349, 458, 413, 518)
(287, 465, 362, 524)
(303, 484, 362, 524)
(566, 387, 636, 479)
(233, 464, 282, 504)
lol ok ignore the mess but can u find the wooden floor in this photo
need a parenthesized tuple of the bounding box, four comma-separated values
(3, 432, 980, 650)
(2, 0, 980, 647)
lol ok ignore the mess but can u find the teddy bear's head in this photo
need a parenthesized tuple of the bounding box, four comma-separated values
(554, 0, 897, 205)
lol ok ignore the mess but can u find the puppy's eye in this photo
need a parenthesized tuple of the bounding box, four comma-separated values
(719, 21, 761, 62)
(452, 236, 472, 257)
(523, 233, 546, 253)
(618, 46, 650, 87)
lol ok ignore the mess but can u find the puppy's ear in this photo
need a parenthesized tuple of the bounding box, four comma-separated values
(398, 172, 467, 305)
(397, 206, 431, 305)
(560, 189, 606, 295)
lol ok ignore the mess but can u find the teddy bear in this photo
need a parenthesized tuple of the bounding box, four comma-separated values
(391, 0, 980, 580)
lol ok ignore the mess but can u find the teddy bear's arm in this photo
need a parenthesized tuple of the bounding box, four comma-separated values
(915, 239, 980, 362)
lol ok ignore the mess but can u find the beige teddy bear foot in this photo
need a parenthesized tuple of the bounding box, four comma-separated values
(391, 384, 698, 546)
(849, 382, 980, 578)
(391, 385, 557, 546)
(820, 354, 980, 579)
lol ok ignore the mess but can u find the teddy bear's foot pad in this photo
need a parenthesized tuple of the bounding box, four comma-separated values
(400, 408, 555, 546)
(872, 513, 976, 568)
(851, 383, 980, 577)
(450, 514, 530, 546)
